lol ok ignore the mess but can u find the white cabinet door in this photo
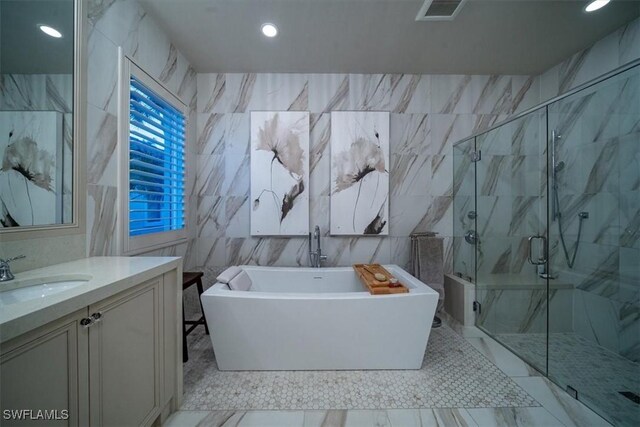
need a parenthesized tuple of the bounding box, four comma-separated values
(0, 309, 89, 427)
(88, 277, 162, 427)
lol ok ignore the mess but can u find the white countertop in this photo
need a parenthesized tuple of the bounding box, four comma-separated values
(0, 256, 181, 343)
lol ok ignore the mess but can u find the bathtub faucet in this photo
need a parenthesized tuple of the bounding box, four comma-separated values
(309, 225, 328, 268)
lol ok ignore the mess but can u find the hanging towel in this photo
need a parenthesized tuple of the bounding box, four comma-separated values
(411, 233, 445, 314)
(216, 266, 242, 284)
(228, 271, 252, 291)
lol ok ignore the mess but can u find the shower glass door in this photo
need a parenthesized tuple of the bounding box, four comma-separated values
(474, 107, 549, 374)
(547, 64, 640, 427)
(453, 137, 477, 283)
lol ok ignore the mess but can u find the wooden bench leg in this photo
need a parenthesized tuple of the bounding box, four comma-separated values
(182, 301, 188, 363)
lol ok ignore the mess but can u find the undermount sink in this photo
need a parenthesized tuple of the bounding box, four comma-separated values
(0, 275, 92, 305)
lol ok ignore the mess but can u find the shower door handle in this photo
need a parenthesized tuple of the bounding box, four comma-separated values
(527, 235, 547, 265)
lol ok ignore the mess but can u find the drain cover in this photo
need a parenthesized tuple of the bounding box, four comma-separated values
(619, 391, 640, 404)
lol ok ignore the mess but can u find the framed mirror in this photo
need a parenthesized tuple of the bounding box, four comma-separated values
(0, 0, 85, 236)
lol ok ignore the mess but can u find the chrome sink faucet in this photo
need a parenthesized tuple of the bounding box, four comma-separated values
(0, 255, 25, 282)
(308, 225, 327, 268)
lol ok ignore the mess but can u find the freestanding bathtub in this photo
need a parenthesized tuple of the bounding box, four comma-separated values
(201, 265, 439, 371)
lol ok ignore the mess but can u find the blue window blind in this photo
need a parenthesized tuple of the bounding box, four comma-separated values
(129, 76, 185, 237)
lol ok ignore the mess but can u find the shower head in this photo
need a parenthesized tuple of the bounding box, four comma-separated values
(554, 161, 565, 173)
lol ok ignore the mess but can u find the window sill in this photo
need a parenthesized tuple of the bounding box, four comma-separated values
(123, 236, 189, 257)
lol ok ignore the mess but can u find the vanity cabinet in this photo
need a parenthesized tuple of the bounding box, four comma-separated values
(0, 310, 89, 427)
(0, 270, 180, 427)
(88, 277, 162, 427)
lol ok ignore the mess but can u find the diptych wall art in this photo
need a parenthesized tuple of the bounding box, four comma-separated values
(330, 111, 389, 235)
(250, 111, 310, 235)
(0, 111, 63, 228)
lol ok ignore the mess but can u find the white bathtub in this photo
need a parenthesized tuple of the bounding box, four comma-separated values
(201, 265, 439, 371)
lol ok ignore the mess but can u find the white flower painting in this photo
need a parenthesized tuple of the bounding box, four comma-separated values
(330, 111, 389, 235)
(0, 111, 63, 228)
(250, 111, 310, 236)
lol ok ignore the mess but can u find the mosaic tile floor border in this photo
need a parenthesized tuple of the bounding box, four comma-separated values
(182, 325, 539, 411)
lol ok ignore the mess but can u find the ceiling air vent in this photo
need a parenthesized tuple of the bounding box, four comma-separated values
(415, 0, 467, 21)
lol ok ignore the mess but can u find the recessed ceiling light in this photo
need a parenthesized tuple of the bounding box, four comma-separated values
(261, 23, 278, 38)
(39, 25, 62, 38)
(585, 0, 610, 12)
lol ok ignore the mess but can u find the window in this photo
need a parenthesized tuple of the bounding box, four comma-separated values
(120, 58, 188, 254)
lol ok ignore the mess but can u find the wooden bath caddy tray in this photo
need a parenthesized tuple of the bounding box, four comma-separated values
(353, 264, 409, 295)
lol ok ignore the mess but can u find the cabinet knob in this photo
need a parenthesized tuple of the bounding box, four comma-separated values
(80, 317, 93, 328)
(91, 312, 103, 323)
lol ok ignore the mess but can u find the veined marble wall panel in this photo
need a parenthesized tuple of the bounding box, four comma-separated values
(539, 29, 640, 363)
(196, 73, 539, 272)
(471, 108, 547, 279)
(1, 75, 47, 111)
(539, 17, 640, 101)
(86, 0, 198, 267)
(476, 287, 573, 334)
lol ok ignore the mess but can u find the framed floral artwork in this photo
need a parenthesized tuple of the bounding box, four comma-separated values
(330, 111, 389, 235)
(250, 111, 310, 236)
(0, 111, 63, 228)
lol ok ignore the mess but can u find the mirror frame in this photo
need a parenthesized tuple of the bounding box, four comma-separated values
(1, 0, 87, 240)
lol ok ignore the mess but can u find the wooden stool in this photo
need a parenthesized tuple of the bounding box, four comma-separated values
(182, 271, 209, 363)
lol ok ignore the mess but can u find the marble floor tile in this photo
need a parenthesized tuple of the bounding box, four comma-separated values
(196, 411, 248, 426)
(441, 312, 490, 339)
(163, 410, 210, 427)
(170, 312, 627, 427)
(420, 409, 478, 427)
(466, 407, 564, 427)
(512, 377, 610, 427)
(181, 325, 537, 411)
(343, 410, 393, 426)
(342, 409, 477, 426)
(302, 410, 348, 426)
(383, 410, 423, 426)
(164, 409, 481, 427)
(465, 337, 540, 377)
(500, 333, 638, 426)
(458, 326, 491, 339)
(234, 410, 305, 426)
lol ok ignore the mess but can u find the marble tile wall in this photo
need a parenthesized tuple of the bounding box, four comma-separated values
(476, 109, 547, 279)
(453, 18, 640, 281)
(0, 74, 73, 112)
(546, 65, 640, 362)
(540, 17, 640, 101)
(451, 18, 640, 363)
(456, 18, 639, 363)
(477, 287, 573, 335)
(195, 73, 540, 277)
(86, 0, 198, 268)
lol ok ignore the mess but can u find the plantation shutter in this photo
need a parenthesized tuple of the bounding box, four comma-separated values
(128, 76, 186, 237)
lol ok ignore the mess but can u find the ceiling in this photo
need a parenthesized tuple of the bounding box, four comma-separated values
(1, 0, 74, 74)
(140, 0, 640, 75)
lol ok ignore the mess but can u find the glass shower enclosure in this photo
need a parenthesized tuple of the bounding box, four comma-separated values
(452, 61, 639, 427)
